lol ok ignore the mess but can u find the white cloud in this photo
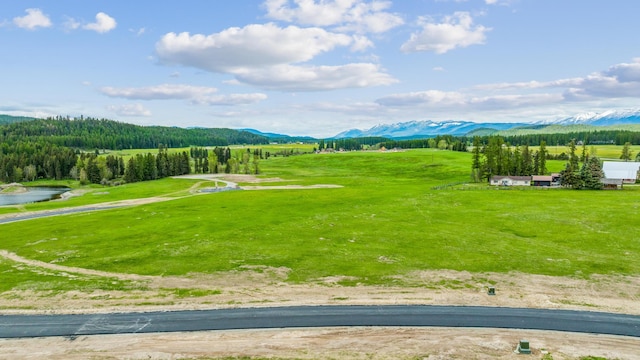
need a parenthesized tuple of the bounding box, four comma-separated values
(130, 27, 146, 36)
(432, 66, 445, 72)
(376, 90, 561, 111)
(485, 0, 515, 6)
(63, 16, 81, 31)
(100, 84, 267, 106)
(100, 84, 218, 100)
(473, 78, 582, 91)
(156, 23, 392, 91)
(235, 63, 397, 91)
(350, 34, 374, 52)
(83, 12, 117, 33)
(476, 59, 640, 99)
(156, 23, 352, 73)
(401, 12, 490, 54)
(376, 59, 640, 114)
(107, 103, 152, 117)
(194, 93, 268, 106)
(13, 8, 52, 30)
(263, 0, 404, 33)
(377, 90, 466, 107)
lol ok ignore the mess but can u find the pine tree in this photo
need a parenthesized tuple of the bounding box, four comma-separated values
(620, 142, 633, 161)
(471, 137, 482, 182)
(538, 141, 547, 175)
(581, 157, 604, 190)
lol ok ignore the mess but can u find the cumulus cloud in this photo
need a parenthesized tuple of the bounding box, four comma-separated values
(100, 84, 218, 100)
(83, 12, 117, 33)
(194, 93, 269, 106)
(401, 12, 490, 54)
(375, 59, 640, 114)
(13, 8, 52, 30)
(100, 84, 267, 106)
(235, 63, 397, 91)
(476, 59, 640, 99)
(376, 90, 560, 110)
(156, 23, 352, 73)
(107, 103, 152, 117)
(156, 23, 393, 91)
(63, 16, 81, 31)
(263, 0, 404, 33)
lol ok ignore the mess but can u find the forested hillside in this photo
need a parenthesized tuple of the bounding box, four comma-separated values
(0, 117, 269, 149)
(492, 129, 640, 146)
(0, 114, 37, 125)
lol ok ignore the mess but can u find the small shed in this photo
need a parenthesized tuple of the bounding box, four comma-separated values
(602, 162, 640, 183)
(490, 176, 531, 186)
(532, 175, 553, 187)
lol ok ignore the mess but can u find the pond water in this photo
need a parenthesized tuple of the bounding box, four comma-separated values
(0, 187, 70, 206)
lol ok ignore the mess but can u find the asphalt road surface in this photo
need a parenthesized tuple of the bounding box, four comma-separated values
(1, 305, 639, 339)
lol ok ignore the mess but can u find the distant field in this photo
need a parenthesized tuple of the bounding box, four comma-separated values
(104, 143, 317, 161)
(1, 148, 639, 293)
(546, 144, 639, 159)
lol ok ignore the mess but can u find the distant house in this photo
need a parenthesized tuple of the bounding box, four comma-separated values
(490, 176, 531, 186)
(602, 162, 640, 183)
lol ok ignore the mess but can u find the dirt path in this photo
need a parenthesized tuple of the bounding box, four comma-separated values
(0, 250, 154, 282)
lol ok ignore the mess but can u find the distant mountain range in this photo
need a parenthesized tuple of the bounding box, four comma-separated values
(332, 109, 640, 139)
(241, 128, 317, 143)
(3, 109, 640, 141)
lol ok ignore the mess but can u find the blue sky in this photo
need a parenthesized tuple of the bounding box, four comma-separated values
(2, 0, 640, 137)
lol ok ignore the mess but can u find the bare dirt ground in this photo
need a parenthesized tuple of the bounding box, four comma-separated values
(1, 253, 639, 359)
(2, 327, 640, 360)
(1, 176, 639, 359)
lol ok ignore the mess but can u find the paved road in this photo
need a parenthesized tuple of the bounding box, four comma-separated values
(0, 206, 121, 224)
(1, 305, 639, 339)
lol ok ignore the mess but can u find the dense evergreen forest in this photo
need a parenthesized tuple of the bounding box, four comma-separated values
(0, 116, 272, 184)
(0, 117, 269, 149)
(378, 135, 468, 152)
(484, 130, 640, 146)
(0, 115, 37, 125)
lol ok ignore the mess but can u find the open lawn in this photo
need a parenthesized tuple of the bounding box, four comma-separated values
(1, 149, 639, 291)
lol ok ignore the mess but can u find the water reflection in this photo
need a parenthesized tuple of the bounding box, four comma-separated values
(0, 187, 70, 206)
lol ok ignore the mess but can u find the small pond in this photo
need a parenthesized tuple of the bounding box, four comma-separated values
(0, 187, 71, 206)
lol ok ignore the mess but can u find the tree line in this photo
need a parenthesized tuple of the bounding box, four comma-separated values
(471, 136, 548, 182)
(0, 117, 269, 150)
(0, 141, 264, 184)
(488, 130, 640, 147)
(558, 140, 605, 190)
(379, 135, 468, 152)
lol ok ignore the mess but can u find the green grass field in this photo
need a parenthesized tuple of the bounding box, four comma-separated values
(1, 148, 639, 292)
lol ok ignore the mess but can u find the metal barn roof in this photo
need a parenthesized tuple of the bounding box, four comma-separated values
(602, 161, 640, 180)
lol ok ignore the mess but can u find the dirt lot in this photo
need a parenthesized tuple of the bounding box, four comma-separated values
(2, 327, 639, 360)
(1, 258, 639, 359)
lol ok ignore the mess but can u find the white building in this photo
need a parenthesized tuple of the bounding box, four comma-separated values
(602, 161, 640, 183)
(490, 176, 532, 186)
